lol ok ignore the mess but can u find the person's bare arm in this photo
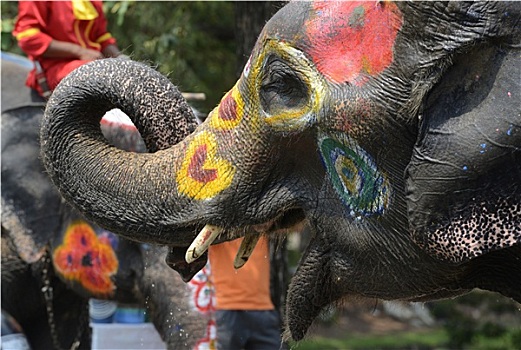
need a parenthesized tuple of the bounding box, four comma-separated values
(42, 40, 104, 61)
(102, 44, 123, 58)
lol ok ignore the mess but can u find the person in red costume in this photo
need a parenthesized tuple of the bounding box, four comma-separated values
(13, 1, 125, 98)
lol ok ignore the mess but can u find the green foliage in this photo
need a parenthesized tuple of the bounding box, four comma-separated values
(291, 329, 448, 350)
(444, 312, 477, 348)
(429, 291, 521, 349)
(293, 327, 521, 350)
(1, 1, 22, 54)
(104, 1, 237, 112)
(296, 291, 520, 350)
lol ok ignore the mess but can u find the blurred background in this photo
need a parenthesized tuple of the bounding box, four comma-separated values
(3, 1, 245, 114)
(2, 2, 520, 349)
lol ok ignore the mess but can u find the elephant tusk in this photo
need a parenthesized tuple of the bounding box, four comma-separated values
(185, 225, 223, 264)
(233, 234, 261, 269)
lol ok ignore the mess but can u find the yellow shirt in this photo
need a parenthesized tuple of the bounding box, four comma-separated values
(209, 237, 274, 310)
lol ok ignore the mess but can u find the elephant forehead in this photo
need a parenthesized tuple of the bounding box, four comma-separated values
(264, 1, 403, 85)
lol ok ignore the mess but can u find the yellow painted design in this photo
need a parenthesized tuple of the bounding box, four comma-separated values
(207, 39, 325, 134)
(209, 83, 245, 130)
(72, 0, 99, 20)
(234, 39, 325, 132)
(176, 131, 236, 200)
(262, 41, 325, 130)
(361, 55, 372, 75)
(336, 155, 358, 194)
(15, 28, 41, 40)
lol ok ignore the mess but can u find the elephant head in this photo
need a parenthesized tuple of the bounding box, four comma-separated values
(40, 2, 520, 341)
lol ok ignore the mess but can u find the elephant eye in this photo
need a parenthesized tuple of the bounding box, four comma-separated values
(260, 58, 309, 117)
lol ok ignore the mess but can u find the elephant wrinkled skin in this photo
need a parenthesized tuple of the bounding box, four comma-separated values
(40, 1, 520, 340)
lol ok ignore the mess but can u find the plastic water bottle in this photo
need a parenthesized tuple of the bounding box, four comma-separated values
(1, 309, 31, 350)
(89, 299, 117, 324)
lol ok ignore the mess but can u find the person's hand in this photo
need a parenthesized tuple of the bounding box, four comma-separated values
(77, 47, 104, 61)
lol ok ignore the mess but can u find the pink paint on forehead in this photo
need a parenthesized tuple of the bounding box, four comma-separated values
(305, 1, 403, 86)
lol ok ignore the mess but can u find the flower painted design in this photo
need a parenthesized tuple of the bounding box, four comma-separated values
(53, 221, 118, 296)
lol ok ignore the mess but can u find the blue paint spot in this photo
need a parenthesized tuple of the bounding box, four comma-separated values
(462, 165, 468, 171)
(480, 143, 486, 148)
(506, 125, 513, 136)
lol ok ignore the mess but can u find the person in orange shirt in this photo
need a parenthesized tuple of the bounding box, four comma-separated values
(13, 1, 125, 98)
(209, 236, 282, 350)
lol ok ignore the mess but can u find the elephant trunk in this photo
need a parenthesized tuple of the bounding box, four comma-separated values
(41, 59, 199, 245)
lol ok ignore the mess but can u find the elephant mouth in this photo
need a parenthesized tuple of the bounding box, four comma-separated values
(165, 208, 306, 281)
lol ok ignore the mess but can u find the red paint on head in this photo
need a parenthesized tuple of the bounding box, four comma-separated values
(188, 145, 218, 183)
(305, 1, 402, 85)
(218, 91, 238, 121)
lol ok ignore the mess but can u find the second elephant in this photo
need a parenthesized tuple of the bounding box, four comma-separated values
(1, 52, 215, 349)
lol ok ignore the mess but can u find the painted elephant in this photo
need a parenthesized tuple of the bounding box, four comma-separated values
(1, 52, 215, 349)
(40, 1, 520, 341)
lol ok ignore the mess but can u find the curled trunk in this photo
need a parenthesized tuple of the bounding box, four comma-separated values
(41, 59, 198, 244)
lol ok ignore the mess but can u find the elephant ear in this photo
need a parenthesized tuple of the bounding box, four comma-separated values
(405, 43, 520, 263)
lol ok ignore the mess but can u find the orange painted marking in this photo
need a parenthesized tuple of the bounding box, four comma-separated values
(53, 221, 118, 296)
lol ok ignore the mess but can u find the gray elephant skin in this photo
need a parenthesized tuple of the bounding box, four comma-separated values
(1, 53, 214, 349)
(40, 1, 520, 341)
